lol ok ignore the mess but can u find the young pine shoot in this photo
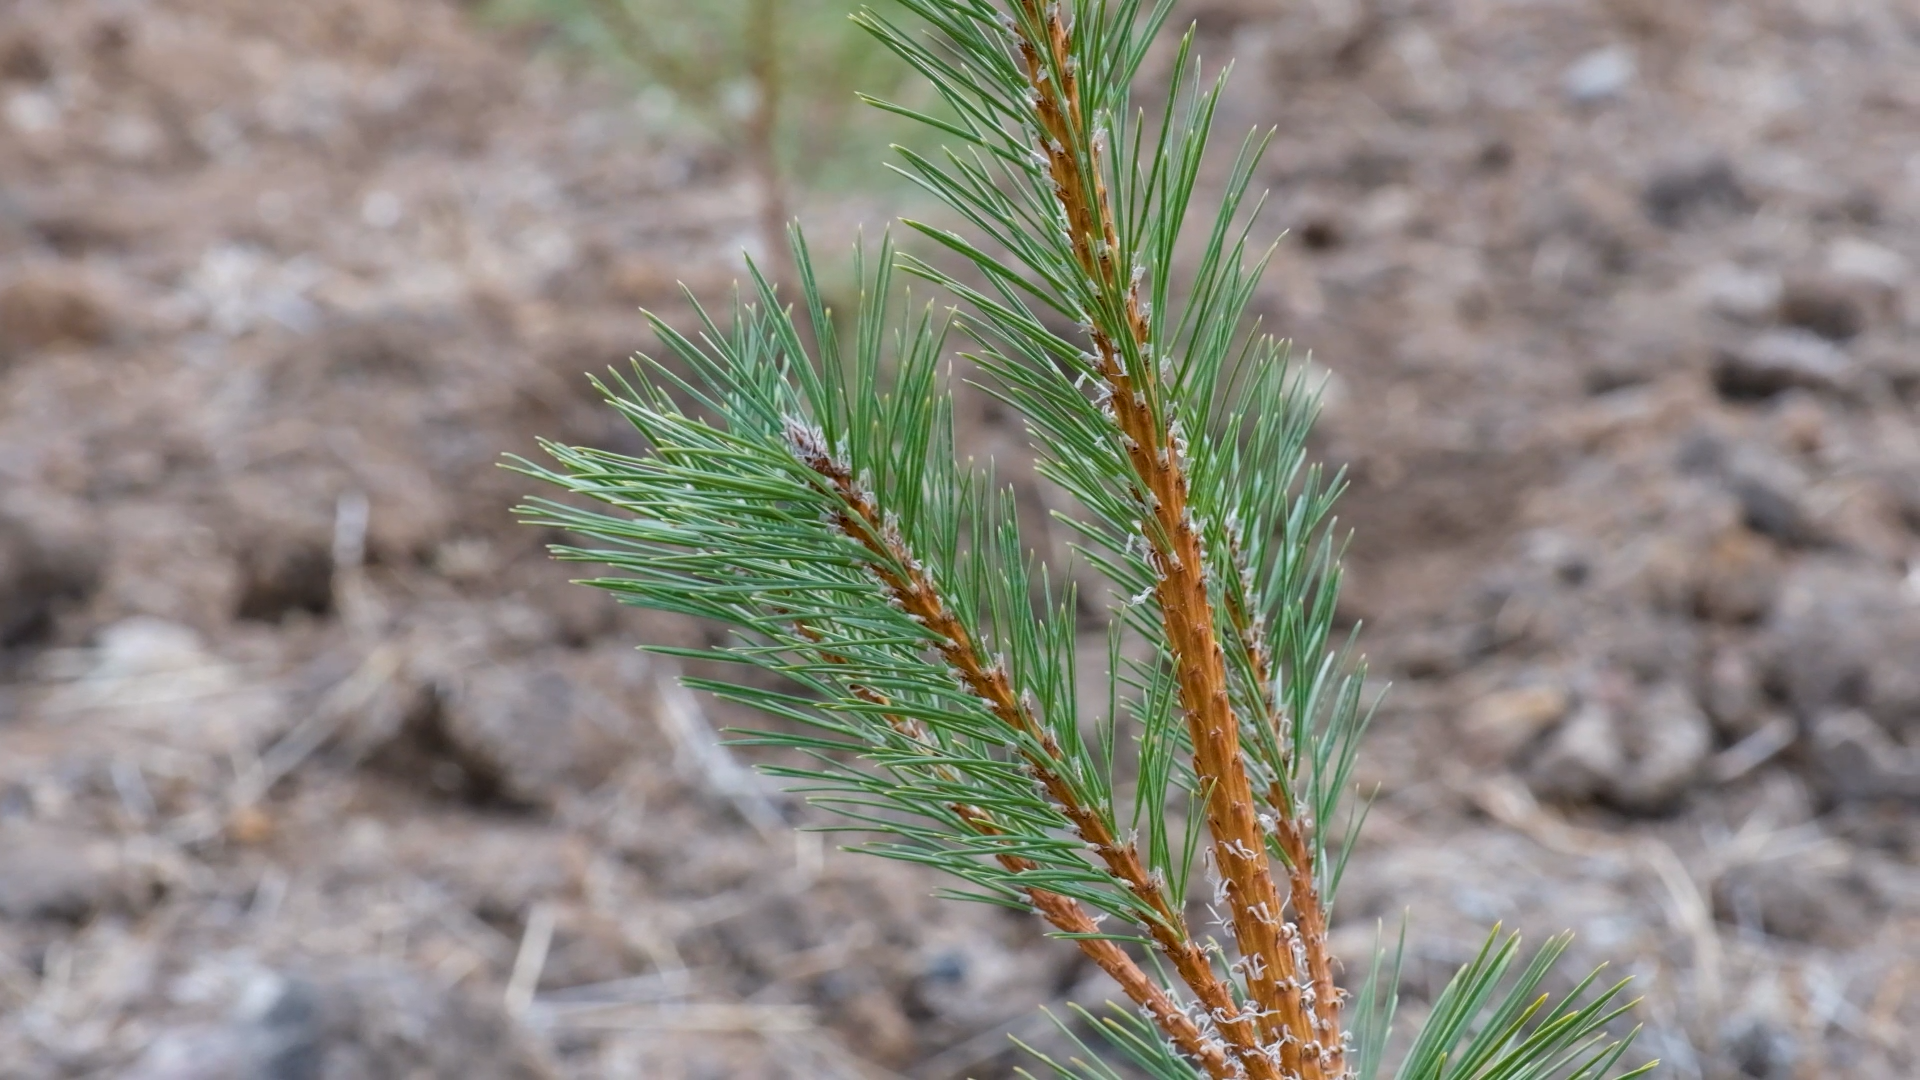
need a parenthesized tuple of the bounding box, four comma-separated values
(514, 3, 1657, 1078)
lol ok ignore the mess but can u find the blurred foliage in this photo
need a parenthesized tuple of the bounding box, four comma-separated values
(485, 0, 926, 194)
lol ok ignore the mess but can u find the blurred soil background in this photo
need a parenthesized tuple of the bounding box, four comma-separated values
(0, 0, 1916, 1077)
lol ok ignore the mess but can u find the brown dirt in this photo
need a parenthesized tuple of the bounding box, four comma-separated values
(0, 0, 1914, 1078)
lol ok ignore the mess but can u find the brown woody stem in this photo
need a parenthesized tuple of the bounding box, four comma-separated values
(1004, 3, 1348, 1076)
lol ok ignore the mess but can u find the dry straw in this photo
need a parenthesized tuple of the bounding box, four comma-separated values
(515, 2, 1656, 1077)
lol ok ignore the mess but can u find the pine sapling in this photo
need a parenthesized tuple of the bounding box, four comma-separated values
(515, 2, 1658, 1077)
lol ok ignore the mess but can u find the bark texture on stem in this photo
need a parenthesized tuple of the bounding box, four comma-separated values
(1004, 3, 1349, 1076)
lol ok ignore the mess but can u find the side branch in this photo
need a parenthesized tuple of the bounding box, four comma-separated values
(795, 621, 1239, 1078)
(1227, 557, 1350, 1076)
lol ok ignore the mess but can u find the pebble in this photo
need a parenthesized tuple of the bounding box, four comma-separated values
(1608, 682, 1713, 812)
(1721, 1015, 1799, 1080)
(38, 618, 286, 757)
(123, 964, 557, 1080)
(1768, 561, 1920, 743)
(1700, 645, 1766, 738)
(0, 271, 113, 363)
(1809, 710, 1920, 801)
(1712, 329, 1853, 400)
(1694, 528, 1782, 622)
(1689, 262, 1783, 322)
(0, 510, 100, 648)
(1826, 237, 1909, 290)
(1777, 276, 1868, 341)
(1715, 851, 1883, 945)
(1461, 682, 1571, 759)
(1563, 46, 1636, 104)
(1643, 159, 1751, 228)
(0, 824, 152, 921)
(1526, 681, 1711, 813)
(1528, 702, 1622, 805)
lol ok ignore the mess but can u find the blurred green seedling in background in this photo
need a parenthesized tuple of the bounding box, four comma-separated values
(487, 0, 932, 272)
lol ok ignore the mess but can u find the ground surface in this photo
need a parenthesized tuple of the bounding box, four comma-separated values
(0, 1, 1915, 1078)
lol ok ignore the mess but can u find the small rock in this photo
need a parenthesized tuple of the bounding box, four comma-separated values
(1688, 262, 1783, 322)
(1527, 680, 1711, 812)
(1528, 703, 1623, 805)
(438, 661, 629, 805)
(234, 537, 334, 623)
(1720, 1015, 1799, 1079)
(1461, 682, 1571, 759)
(1631, 534, 1708, 614)
(1826, 237, 1908, 291)
(1643, 159, 1752, 229)
(1714, 853, 1883, 945)
(395, 824, 584, 924)
(833, 988, 918, 1066)
(1694, 528, 1782, 622)
(1608, 682, 1713, 812)
(5, 88, 60, 137)
(118, 1023, 262, 1080)
(1673, 429, 1726, 474)
(38, 618, 287, 756)
(910, 925, 1060, 1031)
(0, 511, 100, 649)
(0, 35, 52, 84)
(1712, 330, 1853, 400)
(0, 272, 113, 362)
(1391, 626, 1474, 679)
(1809, 711, 1920, 801)
(1592, 612, 1701, 685)
(0, 824, 154, 921)
(1873, 341, 1920, 401)
(1768, 562, 1920, 741)
(224, 804, 275, 846)
(125, 964, 556, 1080)
(1777, 276, 1868, 342)
(1358, 185, 1419, 237)
(1818, 475, 1911, 562)
(1770, 392, 1828, 455)
(1729, 476, 1815, 547)
(1700, 646, 1767, 739)
(1562, 46, 1635, 104)
(1521, 529, 1597, 587)
(376, 643, 648, 807)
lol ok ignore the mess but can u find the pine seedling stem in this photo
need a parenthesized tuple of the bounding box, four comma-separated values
(999, 4, 1335, 1074)
(517, 3, 1656, 1079)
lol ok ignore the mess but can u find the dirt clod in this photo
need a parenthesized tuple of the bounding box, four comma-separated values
(0, 824, 154, 922)
(0, 272, 113, 362)
(124, 965, 556, 1080)
(1713, 330, 1855, 401)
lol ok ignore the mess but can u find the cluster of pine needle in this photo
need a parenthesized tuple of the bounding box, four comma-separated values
(515, 2, 1656, 1077)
